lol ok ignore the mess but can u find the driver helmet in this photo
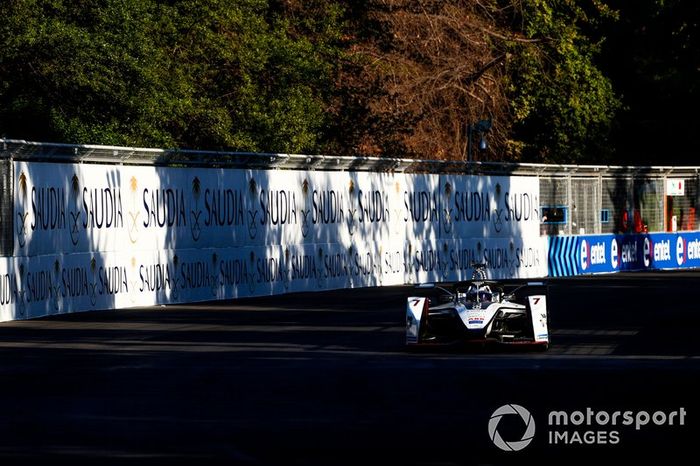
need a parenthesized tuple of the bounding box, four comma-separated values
(466, 285, 478, 302)
(478, 285, 493, 302)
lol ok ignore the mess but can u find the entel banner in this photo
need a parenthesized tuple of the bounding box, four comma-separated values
(0, 161, 547, 321)
(548, 232, 700, 277)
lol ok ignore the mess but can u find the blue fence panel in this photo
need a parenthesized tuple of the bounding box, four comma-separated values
(547, 232, 700, 277)
(644, 232, 700, 269)
(548, 236, 580, 277)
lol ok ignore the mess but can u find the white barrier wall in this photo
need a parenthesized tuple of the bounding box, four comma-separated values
(0, 161, 547, 321)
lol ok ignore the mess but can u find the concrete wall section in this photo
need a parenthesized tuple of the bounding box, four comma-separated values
(1, 161, 547, 321)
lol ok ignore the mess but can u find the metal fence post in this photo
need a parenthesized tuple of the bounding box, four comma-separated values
(567, 173, 573, 235)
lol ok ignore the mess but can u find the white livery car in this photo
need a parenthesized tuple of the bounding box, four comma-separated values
(406, 264, 549, 349)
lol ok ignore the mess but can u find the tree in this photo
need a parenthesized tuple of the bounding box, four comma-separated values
(597, 0, 700, 165)
(336, 0, 620, 163)
(0, 0, 188, 146)
(0, 0, 624, 163)
(507, 0, 621, 163)
(335, 0, 512, 160)
(0, 0, 344, 154)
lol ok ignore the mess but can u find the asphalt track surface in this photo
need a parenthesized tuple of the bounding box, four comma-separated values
(0, 271, 699, 465)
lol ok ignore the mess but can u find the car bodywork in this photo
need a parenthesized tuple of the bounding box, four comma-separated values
(406, 266, 549, 349)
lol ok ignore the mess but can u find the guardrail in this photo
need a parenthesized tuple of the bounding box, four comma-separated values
(4, 138, 699, 175)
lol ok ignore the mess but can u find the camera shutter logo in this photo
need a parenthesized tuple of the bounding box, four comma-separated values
(488, 404, 536, 452)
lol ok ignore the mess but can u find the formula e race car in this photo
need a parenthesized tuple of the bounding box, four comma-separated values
(406, 264, 549, 349)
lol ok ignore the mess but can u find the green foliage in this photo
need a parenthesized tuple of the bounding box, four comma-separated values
(598, 0, 700, 165)
(506, 0, 621, 163)
(1, 0, 179, 146)
(5, 0, 688, 164)
(0, 0, 344, 153)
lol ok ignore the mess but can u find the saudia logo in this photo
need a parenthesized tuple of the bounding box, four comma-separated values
(68, 174, 81, 246)
(299, 179, 348, 239)
(134, 176, 207, 243)
(15, 171, 73, 248)
(493, 186, 540, 235)
(16, 171, 29, 248)
(16, 171, 126, 249)
(127, 176, 140, 244)
(190, 176, 202, 241)
(142, 187, 187, 228)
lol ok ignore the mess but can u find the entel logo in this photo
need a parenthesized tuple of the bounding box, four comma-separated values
(611, 239, 619, 269)
(620, 241, 638, 264)
(688, 238, 700, 261)
(590, 242, 605, 265)
(580, 240, 605, 271)
(676, 236, 685, 266)
(643, 237, 651, 268)
(654, 239, 671, 263)
(580, 240, 589, 271)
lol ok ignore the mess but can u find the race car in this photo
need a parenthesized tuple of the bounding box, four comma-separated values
(406, 264, 549, 349)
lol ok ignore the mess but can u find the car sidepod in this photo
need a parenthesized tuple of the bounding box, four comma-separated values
(406, 297, 428, 345)
(528, 295, 549, 344)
